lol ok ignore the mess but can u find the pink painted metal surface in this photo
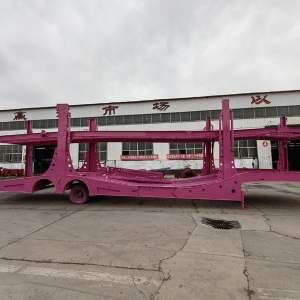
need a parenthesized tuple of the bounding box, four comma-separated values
(0, 99, 300, 209)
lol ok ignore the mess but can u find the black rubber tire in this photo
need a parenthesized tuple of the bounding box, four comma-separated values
(70, 184, 89, 204)
(181, 168, 198, 178)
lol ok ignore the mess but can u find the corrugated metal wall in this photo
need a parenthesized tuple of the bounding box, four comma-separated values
(1, 90, 298, 120)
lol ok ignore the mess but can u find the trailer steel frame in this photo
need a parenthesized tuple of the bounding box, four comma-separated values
(0, 99, 300, 209)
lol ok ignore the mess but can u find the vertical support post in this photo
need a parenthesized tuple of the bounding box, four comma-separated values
(217, 99, 237, 180)
(55, 104, 71, 176)
(277, 141, 289, 171)
(277, 117, 289, 172)
(78, 119, 101, 172)
(241, 191, 245, 210)
(24, 121, 33, 177)
(87, 119, 99, 172)
(43, 104, 77, 194)
(202, 117, 216, 175)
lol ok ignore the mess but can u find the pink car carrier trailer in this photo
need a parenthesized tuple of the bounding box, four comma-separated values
(0, 99, 299, 210)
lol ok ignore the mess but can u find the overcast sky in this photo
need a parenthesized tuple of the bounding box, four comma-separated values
(0, 0, 299, 109)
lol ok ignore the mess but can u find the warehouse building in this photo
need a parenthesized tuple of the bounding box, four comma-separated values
(0, 90, 300, 174)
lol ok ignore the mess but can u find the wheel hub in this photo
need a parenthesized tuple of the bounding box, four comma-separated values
(75, 190, 83, 199)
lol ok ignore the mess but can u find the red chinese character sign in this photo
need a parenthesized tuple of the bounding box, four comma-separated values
(262, 141, 268, 147)
(13, 111, 27, 120)
(153, 101, 170, 111)
(251, 95, 270, 105)
(120, 154, 159, 161)
(102, 105, 119, 116)
(167, 154, 203, 160)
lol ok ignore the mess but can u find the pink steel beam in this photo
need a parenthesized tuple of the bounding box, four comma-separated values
(24, 121, 33, 177)
(0, 131, 217, 145)
(202, 117, 216, 175)
(72, 128, 300, 142)
(218, 100, 237, 180)
(277, 116, 289, 172)
(56, 104, 71, 176)
(0, 126, 300, 146)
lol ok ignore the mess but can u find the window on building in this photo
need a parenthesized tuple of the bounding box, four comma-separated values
(78, 143, 88, 161)
(211, 110, 221, 120)
(243, 108, 254, 118)
(171, 113, 180, 122)
(40, 120, 48, 128)
(107, 116, 114, 125)
(81, 118, 88, 127)
(98, 143, 107, 161)
(277, 106, 289, 117)
(10, 122, 18, 130)
(48, 119, 58, 128)
(122, 142, 153, 155)
(97, 117, 106, 126)
(78, 143, 107, 162)
(191, 111, 200, 121)
(143, 114, 151, 124)
(32, 119, 59, 129)
(152, 114, 161, 123)
(72, 118, 81, 127)
(3, 122, 9, 130)
(233, 109, 243, 119)
(124, 115, 133, 124)
(289, 105, 300, 116)
(0, 145, 22, 163)
(234, 140, 257, 158)
(200, 110, 210, 120)
(266, 107, 277, 117)
(181, 112, 190, 122)
(115, 116, 124, 125)
(161, 113, 170, 122)
(169, 143, 203, 154)
(254, 107, 265, 118)
(32, 120, 40, 129)
(133, 115, 143, 124)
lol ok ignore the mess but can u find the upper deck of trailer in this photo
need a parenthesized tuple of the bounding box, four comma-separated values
(0, 118, 300, 146)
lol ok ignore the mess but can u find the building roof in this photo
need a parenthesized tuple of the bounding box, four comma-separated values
(1, 89, 300, 112)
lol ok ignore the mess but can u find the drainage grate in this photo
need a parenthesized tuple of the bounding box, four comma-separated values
(202, 217, 241, 229)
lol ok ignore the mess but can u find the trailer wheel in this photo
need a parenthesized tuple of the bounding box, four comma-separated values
(1, 168, 8, 177)
(70, 184, 89, 204)
(181, 168, 197, 178)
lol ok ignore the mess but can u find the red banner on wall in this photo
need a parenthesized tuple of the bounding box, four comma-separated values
(120, 154, 159, 161)
(166, 154, 203, 160)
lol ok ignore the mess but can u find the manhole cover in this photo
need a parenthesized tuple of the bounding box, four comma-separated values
(202, 217, 241, 229)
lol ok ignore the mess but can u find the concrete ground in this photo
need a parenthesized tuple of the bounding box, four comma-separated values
(0, 181, 299, 300)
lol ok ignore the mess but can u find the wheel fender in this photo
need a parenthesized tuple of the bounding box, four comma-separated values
(181, 168, 198, 178)
(1, 168, 8, 177)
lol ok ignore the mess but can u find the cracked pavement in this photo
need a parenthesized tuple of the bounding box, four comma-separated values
(0, 182, 300, 299)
